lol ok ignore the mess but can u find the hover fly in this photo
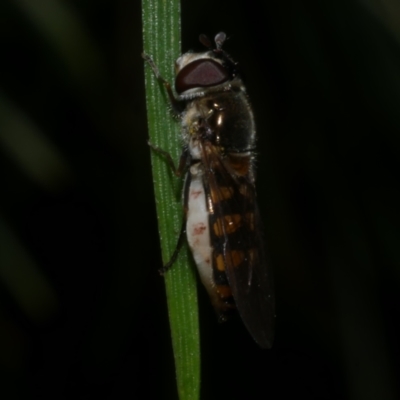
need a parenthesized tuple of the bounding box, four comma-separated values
(143, 32, 275, 348)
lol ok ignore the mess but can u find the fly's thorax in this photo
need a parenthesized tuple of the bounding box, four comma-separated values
(180, 90, 256, 160)
(174, 44, 256, 154)
(199, 91, 256, 152)
(181, 102, 207, 160)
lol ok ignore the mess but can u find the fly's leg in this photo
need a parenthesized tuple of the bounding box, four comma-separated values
(142, 52, 184, 115)
(155, 153, 190, 275)
(147, 142, 191, 274)
(158, 218, 186, 275)
(148, 145, 190, 274)
(159, 170, 191, 274)
(143, 51, 187, 175)
(142, 52, 190, 273)
(147, 142, 189, 178)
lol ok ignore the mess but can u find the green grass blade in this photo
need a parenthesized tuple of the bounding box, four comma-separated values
(141, 2, 200, 399)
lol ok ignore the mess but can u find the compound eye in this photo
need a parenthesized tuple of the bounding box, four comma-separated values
(175, 59, 229, 94)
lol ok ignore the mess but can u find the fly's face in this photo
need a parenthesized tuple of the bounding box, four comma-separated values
(143, 33, 274, 349)
(174, 51, 233, 99)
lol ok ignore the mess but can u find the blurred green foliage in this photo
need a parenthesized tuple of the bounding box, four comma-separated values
(0, 0, 399, 399)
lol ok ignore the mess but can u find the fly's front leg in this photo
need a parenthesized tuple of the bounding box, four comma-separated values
(143, 51, 187, 174)
(143, 52, 187, 176)
(142, 52, 184, 116)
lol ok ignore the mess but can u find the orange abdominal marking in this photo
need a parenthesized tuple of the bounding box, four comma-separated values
(207, 179, 233, 203)
(229, 250, 245, 268)
(216, 285, 232, 299)
(213, 214, 242, 236)
(215, 253, 225, 271)
(226, 154, 251, 176)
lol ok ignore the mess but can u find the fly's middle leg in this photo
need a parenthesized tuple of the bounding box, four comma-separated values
(147, 143, 189, 178)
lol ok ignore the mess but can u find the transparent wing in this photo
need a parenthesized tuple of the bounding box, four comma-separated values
(202, 142, 275, 348)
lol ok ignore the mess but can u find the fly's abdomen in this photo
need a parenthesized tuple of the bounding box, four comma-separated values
(207, 152, 257, 320)
(186, 164, 235, 316)
(186, 166, 216, 306)
(210, 211, 249, 319)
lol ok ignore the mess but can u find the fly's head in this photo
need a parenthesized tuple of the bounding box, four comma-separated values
(174, 32, 241, 100)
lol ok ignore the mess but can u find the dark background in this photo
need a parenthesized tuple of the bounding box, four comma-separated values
(0, 0, 399, 399)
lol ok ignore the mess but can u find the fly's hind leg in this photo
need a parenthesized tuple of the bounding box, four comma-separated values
(158, 218, 186, 275)
(147, 139, 191, 274)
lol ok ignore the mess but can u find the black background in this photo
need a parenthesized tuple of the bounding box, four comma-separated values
(0, 0, 399, 399)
